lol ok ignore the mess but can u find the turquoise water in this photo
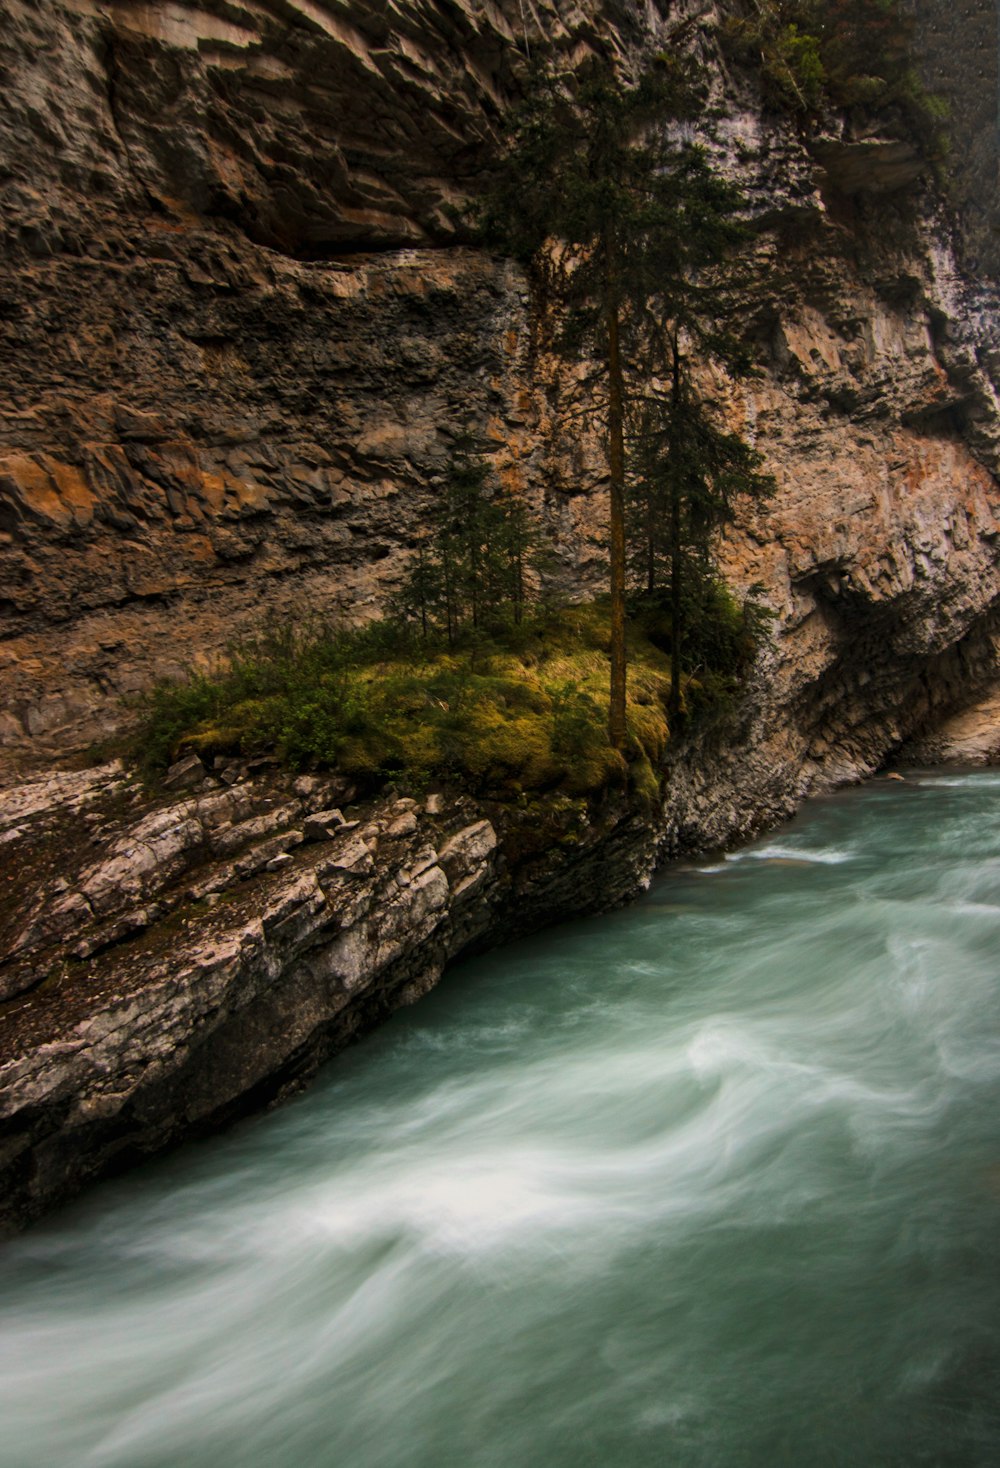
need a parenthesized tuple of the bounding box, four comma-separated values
(1, 772, 999, 1467)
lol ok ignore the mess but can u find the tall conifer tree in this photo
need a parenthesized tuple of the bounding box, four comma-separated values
(478, 54, 770, 741)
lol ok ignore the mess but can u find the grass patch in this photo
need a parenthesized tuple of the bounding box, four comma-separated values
(133, 604, 680, 804)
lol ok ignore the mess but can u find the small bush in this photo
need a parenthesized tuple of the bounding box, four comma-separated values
(632, 578, 773, 683)
(136, 675, 224, 775)
(720, 0, 948, 171)
(725, 15, 825, 113)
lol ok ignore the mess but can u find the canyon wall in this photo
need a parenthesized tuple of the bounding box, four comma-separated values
(910, 0, 999, 279)
(2, 0, 998, 775)
(0, 0, 625, 760)
(2, 0, 1000, 1228)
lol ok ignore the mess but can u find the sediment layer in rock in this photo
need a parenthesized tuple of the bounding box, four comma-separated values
(3, 0, 1000, 1230)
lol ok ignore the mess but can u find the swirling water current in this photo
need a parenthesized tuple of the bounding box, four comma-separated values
(2, 772, 1000, 1467)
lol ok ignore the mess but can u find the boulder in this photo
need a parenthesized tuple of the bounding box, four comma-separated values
(162, 753, 207, 792)
(303, 809, 346, 841)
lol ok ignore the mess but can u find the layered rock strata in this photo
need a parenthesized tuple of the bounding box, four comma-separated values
(2, 0, 1000, 1228)
(2, 0, 998, 768)
(0, 759, 668, 1235)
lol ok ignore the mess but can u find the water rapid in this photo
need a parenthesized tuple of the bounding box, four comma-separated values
(2, 772, 999, 1467)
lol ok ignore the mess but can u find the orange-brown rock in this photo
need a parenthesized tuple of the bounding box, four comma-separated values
(2, 0, 999, 775)
(2, 0, 1000, 1231)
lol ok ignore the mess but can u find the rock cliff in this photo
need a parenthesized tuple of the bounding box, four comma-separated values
(2, 0, 1000, 1230)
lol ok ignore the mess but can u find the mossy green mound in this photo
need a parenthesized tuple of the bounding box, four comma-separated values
(135, 604, 681, 803)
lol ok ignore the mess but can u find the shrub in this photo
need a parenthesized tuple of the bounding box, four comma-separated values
(720, 0, 948, 170)
(632, 578, 772, 683)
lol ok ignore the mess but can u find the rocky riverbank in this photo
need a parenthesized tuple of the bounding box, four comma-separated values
(5, 636, 1000, 1237)
(0, 753, 669, 1235)
(3, 0, 1000, 1231)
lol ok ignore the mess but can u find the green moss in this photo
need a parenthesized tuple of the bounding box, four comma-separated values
(133, 605, 682, 802)
(629, 751, 662, 810)
(132, 597, 765, 805)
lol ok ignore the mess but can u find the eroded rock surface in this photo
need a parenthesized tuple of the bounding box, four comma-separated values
(899, 682, 1000, 766)
(0, 759, 670, 1234)
(2, 0, 1000, 1229)
(2, 0, 998, 766)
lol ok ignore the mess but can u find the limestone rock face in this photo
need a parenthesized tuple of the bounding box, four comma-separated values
(2, 0, 999, 773)
(898, 684, 1000, 766)
(0, 763, 662, 1234)
(1, 0, 643, 755)
(4, 0, 633, 255)
(911, 0, 1000, 279)
(3, 0, 1000, 1228)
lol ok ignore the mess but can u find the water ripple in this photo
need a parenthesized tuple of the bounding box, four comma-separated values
(2, 774, 1000, 1466)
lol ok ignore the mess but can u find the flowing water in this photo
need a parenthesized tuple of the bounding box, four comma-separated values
(2, 772, 1000, 1467)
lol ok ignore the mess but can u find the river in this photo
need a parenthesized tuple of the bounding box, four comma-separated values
(1, 771, 999, 1466)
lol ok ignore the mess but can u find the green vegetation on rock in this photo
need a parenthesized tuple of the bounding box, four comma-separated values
(135, 598, 767, 803)
(722, 0, 948, 165)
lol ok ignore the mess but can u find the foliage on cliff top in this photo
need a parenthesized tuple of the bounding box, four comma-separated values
(134, 596, 765, 803)
(721, 0, 948, 165)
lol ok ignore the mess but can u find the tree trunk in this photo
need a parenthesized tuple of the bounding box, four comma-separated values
(604, 231, 628, 750)
(668, 330, 683, 724)
(443, 546, 455, 648)
(646, 482, 656, 595)
(514, 528, 524, 625)
(418, 545, 428, 639)
(669, 479, 682, 724)
(470, 526, 480, 631)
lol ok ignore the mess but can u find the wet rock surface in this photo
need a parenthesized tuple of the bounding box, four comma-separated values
(0, 760, 666, 1234)
(2, 0, 1000, 1230)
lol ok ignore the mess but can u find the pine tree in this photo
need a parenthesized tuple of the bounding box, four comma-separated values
(477, 53, 767, 741)
(629, 342, 775, 719)
(394, 439, 544, 642)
